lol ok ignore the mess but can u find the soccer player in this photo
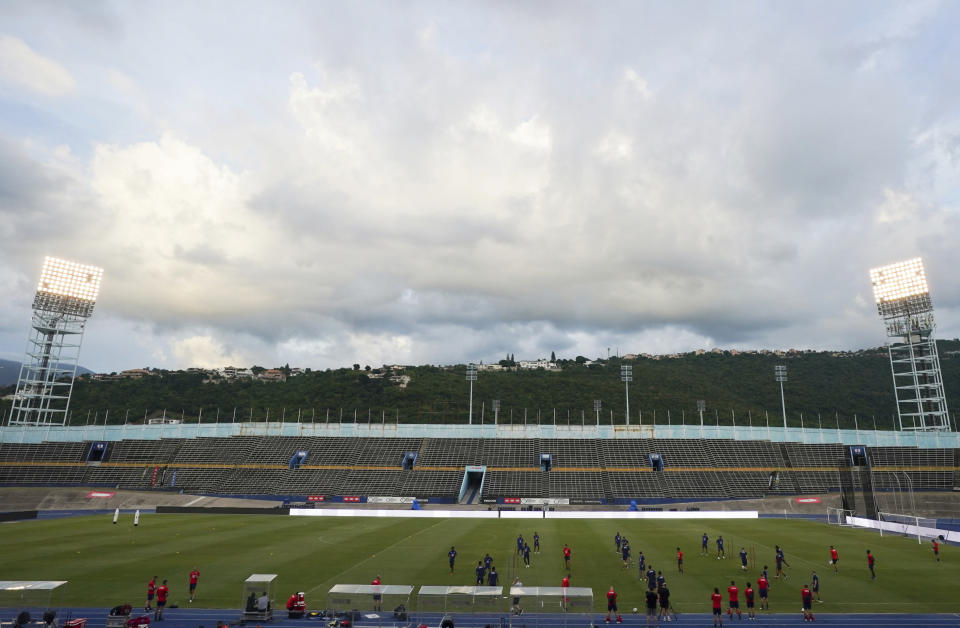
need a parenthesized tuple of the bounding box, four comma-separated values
(488, 565, 498, 587)
(646, 566, 657, 591)
(484, 553, 493, 570)
(645, 588, 659, 627)
(726, 580, 741, 620)
(656, 571, 665, 592)
(866, 550, 876, 579)
(760, 565, 769, 581)
(775, 546, 789, 579)
(676, 547, 683, 574)
(371, 575, 382, 611)
(517, 535, 525, 555)
(563, 544, 572, 570)
(146, 576, 157, 612)
(154, 580, 168, 621)
(534, 532, 541, 553)
(657, 583, 671, 623)
(605, 585, 622, 624)
(739, 547, 748, 571)
(189, 567, 200, 603)
(475, 561, 486, 585)
(800, 584, 814, 622)
(716, 536, 726, 559)
(621, 539, 631, 569)
(560, 574, 570, 611)
(710, 587, 723, 627)
(638, 551, 646, 576)
(829, 546, 838, 573)
(744, 582, 755, 620)
(932, 538, 940, 563)
(523, 543, 531, 567)
(616, 532, 622, 553)
(512, 577, 523, 615)
(702, 532, 709, 556)
(448, 547, 457, 575)
(757, 573, 769, 611)
(811, 570, 821, 602)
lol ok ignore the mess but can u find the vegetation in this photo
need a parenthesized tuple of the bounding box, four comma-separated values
(1, 513, 956, 612)
(1, 341, 958, 429)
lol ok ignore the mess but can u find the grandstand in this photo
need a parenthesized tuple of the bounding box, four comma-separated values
(0, 424, 956, 515)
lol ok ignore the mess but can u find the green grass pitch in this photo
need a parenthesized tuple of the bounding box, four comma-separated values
(1, 514, 956, 613)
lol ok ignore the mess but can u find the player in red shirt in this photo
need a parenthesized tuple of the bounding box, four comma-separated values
(146, 576, 157, 612)
(726, 581, 741, 620)
(371, 576, 382, 611)
(563, 544, 572, 570)
(829, 546, 838, 573)
(154, 580, 169, 621)
(605, 586, 622, 624)
(866, 550, 876, 580)
(561, 575, 570, 611)
(189, 568, 200, 602)
(932, 539, 940, 563)
(801, 584, 814, 622)
(711, 587, 723, 627)
(744, 583, 755, 620)
(676, 547, 684, 574)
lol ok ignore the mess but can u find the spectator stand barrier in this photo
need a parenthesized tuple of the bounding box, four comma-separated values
(0, 581, 70, 628)
(241, 574, 277, 624)
(326, 584, 413, 628)
(507, 586, 594, 628)
(416, 586, 504, 628)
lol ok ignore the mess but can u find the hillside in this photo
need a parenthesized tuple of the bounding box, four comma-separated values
(1, 342, 958, 429)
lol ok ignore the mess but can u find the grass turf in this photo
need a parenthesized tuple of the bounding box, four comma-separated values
(0, 513, 955, 613)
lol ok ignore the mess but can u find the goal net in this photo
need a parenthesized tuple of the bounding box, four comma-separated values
(878, 512, 939, 544)
(825, 506, 855, 526)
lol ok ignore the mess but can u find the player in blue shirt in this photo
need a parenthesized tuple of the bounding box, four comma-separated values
(615, 532, 622, 553)
(621, 540, 631, 568)
(716, 536, 726, 559)
(516, 535, 525, 555)
(656, 571, 665, 591)
(523, 543, 531, 567)
(701, 533, 709, 556)
(488, 566, 499, 587)
(646, 567, 657, 591)
(637, 551, 646, 576)
(448, 546, 457, 575)
(533, 532, 540, 553)
(811, 570, 821, 602)
(475, 561, 486, 585)
(484, 553, 493, 570)
(739, 547, 748, 571)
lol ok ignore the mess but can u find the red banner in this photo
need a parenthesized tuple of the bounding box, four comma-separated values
(503, 498, 521, 504)
(85, 491, 115, 498)
(794, 497, 822, 504)
(343, 496, 361, 502)
(307, 496, 325, 502)
(150, 466, 158, 487)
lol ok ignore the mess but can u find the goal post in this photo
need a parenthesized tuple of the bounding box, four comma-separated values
(877, 512, 938, 544)
(826, 506, 855, 526)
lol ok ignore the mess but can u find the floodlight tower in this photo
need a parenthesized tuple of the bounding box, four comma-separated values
(774, 365, 787, 429)
(869, 258, 950, 431)
(697, 399, 705, 427)
(620, 364, 632, 425)
(593, 399, 601, 426)
(10, 257, 104, 426)
(466, 363, 477, 425)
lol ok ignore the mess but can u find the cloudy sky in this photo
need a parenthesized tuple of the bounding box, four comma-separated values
(1, 1, 958, 373)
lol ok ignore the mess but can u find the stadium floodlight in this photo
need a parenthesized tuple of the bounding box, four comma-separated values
(774, 365, 787, 430)
(9, 257, 104, 426)
(869, 258, 949, 431)
(466, 363, 477, 425)
(492, 399, 500, 425)
(620, 364, 632, 425)
(593, 399, 601, 426)
(697, 399, 705, 427)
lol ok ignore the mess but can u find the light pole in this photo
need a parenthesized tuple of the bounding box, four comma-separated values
(621, 365, 632, 425)
(594, 399, 602, 426)
(466, 363, 477, 425)
(775, 365, 787, 430)
(697, 400, 705, 426)
(492, 399, 500, 425)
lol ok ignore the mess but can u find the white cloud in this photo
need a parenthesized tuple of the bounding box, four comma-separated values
(875, 188, 918, 223)
(170, 334, 249, 369)
(0, 35, 75, 96)
(623, 67, 652, 100)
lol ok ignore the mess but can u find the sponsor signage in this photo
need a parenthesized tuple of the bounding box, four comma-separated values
(343, 496, 361, 502)
(465, 465, 487, 472)
(86, 491, 115, 498)
(520, 498, 570, 506)
(307, 496, 325, 502)
(794, 497, 822, 504)
(367, 496, 416, 504)
(503, 497, 521, 504)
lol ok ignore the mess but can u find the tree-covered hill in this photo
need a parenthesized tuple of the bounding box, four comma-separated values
(2, 341, 958, 430)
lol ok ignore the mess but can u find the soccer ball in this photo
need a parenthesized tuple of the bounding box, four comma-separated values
(632, 608, 638, 613)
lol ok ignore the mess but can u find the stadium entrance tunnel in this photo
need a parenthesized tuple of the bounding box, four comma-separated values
(289, 450, 308, 469)
(460, 466, 486, 504)
(540, 453, 552, 472)
(402, 451, 418, 470)
(86, 441, 108, 463)
(649, 452, 664, 472)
